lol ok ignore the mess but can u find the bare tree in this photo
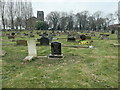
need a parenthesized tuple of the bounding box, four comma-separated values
(0, 0, 6, 30)
(46, 11, 60, 30)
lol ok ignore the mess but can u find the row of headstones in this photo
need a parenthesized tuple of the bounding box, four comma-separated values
(23, 40, 63, 61)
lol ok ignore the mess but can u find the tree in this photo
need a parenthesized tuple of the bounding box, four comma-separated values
(35, 21, 49, 30)
(46, 11, 60, 30)
(0, 0, 6, 30)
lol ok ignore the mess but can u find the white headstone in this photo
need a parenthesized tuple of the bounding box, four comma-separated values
(27, 40, 37, 57)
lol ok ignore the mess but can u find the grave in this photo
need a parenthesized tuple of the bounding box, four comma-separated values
(8, 35, 15, 39)
(67, 35, 76, 42)
(23, 40, 37, 61)
(42, 32, 48, 37)
(30, 34, 35, 37)
(48, 33, 53, 42)
(111, 30, 115, 34)
(80, 35, 86, 40)
(100, 34, 109, 40)
(23, 33, 28, 36)
(49, 42, 63, 58)
(16, 40, 27, 46)
(40, 36, 49, 45)
(11, 32, 15, 36)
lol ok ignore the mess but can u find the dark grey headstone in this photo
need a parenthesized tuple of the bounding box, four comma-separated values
(11, 32, 15, 36)
(80, 35, 86, 40)
(51, 42, 61, 55)
(49, 42, 63, 58)
(111, 30, 115, 34)
(40, 36, 49, 45)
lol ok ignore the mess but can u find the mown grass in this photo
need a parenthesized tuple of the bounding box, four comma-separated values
(2, 31, 118, 88)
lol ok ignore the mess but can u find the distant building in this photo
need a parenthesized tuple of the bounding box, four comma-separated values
(37, 11, 44, 21)
(26, 11, 44, 30)
(118, 1, 120, 24)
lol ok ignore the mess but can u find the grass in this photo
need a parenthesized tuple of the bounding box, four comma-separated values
(1, 30, 118, 88)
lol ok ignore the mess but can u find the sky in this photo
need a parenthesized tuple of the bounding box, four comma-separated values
(31, 0, 119, 18)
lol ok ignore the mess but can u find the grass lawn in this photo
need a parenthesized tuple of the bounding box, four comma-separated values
(1, 31, 118, 88)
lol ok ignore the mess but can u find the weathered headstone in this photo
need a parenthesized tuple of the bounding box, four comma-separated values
(40, 36, 49, 45)
(27, 40, 37, 57)
(23, 40, 37, 61)
(49, 42, 63, 58)
(16, 40, 27, 46)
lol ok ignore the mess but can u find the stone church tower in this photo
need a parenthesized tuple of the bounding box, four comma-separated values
(37, 11, 44, 21)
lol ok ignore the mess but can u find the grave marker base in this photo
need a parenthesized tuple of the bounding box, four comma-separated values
(48, 54, 63, 59)
(23, 56, 35, 61)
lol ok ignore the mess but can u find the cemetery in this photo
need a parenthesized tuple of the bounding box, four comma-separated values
(1, 0, 119, 88)
(1, 29, 119, 88)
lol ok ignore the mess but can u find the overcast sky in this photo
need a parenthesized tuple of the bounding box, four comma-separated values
(31, 0, 119, 18)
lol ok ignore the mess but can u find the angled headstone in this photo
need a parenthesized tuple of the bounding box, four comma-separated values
(27, 40, 37, 57)
(23, 40, 37, 61)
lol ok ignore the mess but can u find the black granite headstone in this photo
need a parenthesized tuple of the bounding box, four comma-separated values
(51, 42, 61, 55)
(49, 42, 63, 58)
(40, 36, 49, 45)
(11, 32, 15, 36)
(111, 30, 115, 34)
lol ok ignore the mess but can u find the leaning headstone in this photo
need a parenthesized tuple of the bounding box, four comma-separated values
(23, 40, 37, 61)
(27, 40, 37, 57)
(49, 42, 63, 58)
(40, 36, 49, 45)
(67, 35, 76, 42)
(16, 40, 27, 46)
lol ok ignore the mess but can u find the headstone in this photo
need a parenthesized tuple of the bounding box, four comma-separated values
(27, 40, 37, 57)
(23, 40, 37, 61)
(40, 36, 49, 45)
(80, 35, 86, 40)
(49, 42, 63, 58)
(23, 33, 28, 36)
(67, 35, 76, 42)
(11, 32, 15, 36)
(111, 30, 115, 34)
(16, 40, 27, 46)
(30, 34, 35, 37)
(100, 34, 109, 40)
(42, 32, 48, 37)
